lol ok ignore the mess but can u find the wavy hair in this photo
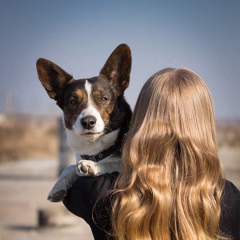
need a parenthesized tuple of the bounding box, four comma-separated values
(111, 68, 227, 240)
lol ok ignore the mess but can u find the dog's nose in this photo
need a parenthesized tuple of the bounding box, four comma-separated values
(81, 116, 97, 129)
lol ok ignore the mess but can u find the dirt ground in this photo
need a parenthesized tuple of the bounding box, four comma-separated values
(0, 158, 93, 240)
(0, 148, 239, 240)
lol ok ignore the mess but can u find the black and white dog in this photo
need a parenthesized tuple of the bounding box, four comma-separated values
(36, 44, 132, 202)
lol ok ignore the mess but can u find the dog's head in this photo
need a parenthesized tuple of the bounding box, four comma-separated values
(36, 44, 132, 141)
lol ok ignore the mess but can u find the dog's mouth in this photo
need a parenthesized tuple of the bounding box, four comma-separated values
(83, 132, 100, 136)
(80, 131, 104, 137)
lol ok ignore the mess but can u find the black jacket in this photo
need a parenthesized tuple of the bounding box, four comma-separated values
(63, 173, 240, 240)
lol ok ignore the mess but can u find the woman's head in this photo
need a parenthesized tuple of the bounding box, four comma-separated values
(131, 67, 217, 153)
(112, 68, 225, 240)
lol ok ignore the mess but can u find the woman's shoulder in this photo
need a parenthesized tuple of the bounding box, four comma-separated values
(77, 172, 119, 203)
(222, 179, 240, 201)
(77, 172, 119, 194)
(221, 179, 240, 212)
(220, 179, 240, 239)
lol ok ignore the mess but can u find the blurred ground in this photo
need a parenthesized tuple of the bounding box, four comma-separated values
(0, 158, 93, 240)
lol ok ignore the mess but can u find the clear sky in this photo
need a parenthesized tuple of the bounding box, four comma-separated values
(0, 0, 239, 119)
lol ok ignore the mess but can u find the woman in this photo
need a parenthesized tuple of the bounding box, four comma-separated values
(63, 68, 240, 240)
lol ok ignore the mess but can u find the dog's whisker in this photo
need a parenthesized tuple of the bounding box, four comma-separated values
(105, 126, 112, 132)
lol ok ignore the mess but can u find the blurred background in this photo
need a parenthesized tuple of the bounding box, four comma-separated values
(0, 0, 239, 239)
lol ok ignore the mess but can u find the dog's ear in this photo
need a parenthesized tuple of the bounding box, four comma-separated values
(100, 44, 132, 94)
(36, 58, 74, 101)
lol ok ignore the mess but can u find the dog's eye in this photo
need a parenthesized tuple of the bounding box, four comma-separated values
(99, 96, 108, 103)
(69, 99, 78, 106)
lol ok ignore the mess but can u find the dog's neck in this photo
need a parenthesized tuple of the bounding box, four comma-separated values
(66, 129, 120, 156)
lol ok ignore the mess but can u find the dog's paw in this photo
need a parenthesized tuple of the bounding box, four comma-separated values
(77, 160, 101, 176)
(48, 189, 67, 202)
(47, 181, 67, 202)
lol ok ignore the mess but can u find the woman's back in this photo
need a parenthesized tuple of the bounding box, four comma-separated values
(63, 68, 240, 240)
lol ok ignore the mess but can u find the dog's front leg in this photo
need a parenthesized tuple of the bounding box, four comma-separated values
(48, 165, 80, 202)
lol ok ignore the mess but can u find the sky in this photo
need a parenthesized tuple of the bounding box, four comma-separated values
(0, 0, 239, 120)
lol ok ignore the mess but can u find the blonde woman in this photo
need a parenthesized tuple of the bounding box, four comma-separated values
(63, 68, 240, 240)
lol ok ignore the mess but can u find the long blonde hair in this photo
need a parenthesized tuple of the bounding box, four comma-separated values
(111, 68, 226, 240)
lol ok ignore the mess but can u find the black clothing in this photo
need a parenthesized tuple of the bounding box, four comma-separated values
(63, 173, 118, 240)
(63, 173, 240, 240)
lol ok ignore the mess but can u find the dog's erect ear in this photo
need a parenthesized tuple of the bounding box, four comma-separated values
(36, 58, 74, 101)
(100, 44, 132, 94)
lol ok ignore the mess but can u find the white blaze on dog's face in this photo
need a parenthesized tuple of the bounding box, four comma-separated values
(72, 80, 105, 138)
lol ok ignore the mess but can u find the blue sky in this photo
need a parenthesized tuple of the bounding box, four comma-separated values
(0, 0, 239, 119)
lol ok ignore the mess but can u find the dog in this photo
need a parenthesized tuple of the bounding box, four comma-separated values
(36, 44, 132, 202)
